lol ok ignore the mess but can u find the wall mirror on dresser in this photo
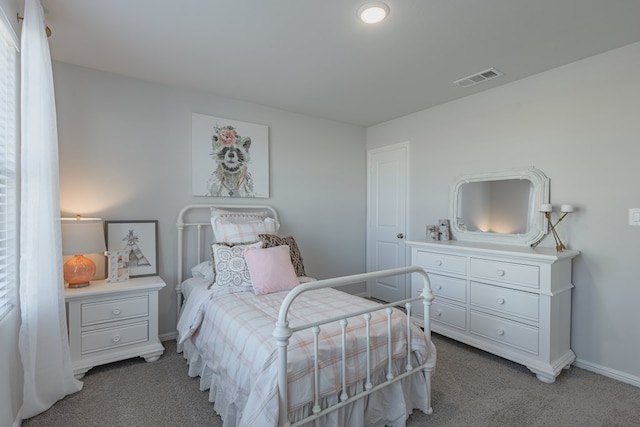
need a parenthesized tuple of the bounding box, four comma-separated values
(451, 166, 550, 246)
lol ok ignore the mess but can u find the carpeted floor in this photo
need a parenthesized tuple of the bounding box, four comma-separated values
(22, 334, 640, 426)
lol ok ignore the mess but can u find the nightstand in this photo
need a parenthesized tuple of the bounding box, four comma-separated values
(64, 275, 166, 379)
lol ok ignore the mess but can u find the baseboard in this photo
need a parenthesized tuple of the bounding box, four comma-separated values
(14, 405, 22, 427)
(573, 358, 640, 388)
(159, 331, 178, 342)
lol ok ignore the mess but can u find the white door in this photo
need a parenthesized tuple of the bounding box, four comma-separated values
(366, 143, 408, 302)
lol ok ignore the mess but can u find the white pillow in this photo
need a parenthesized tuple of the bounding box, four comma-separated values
(191, 261, 214, 282)
(211, 216, 278, 244)
(210, 208, 269, 223)
(208, 241, 263, 292)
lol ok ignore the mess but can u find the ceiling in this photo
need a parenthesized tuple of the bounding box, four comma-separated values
(38, 0, 640, 127)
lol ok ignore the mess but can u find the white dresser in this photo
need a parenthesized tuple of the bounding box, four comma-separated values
(65, 276, 166, 379)
(406, 240, 579, 383)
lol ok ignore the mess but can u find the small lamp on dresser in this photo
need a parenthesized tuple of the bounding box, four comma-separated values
(531, 204, 574, 252)
(61, 216, 106, 288)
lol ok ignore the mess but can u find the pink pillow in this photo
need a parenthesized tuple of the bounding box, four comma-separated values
(245, 245, 299, 295)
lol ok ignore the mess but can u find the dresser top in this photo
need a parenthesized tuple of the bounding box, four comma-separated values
(405, 239, 579, 261)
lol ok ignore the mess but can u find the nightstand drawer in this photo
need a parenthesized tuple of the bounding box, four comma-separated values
(81, 295, 149, 326)
(429, 273, 467, 303)
(81, 321, 149, 354)
(470, 281, 539, 322)
(414, 250, 466, 275)
(470, 311, 538, 355)
(431, 300, 466, 331)
(470, 258, 539, 289)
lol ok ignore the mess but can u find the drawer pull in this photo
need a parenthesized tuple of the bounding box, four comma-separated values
(496, 297, 505, 305)
(434, 310, 442, 317)
(435, 260, 443, 266)
(112, 334, 122, 343)
(434, 284, 442, 290)
(496, 328, 505, 336)
(496, 269, 506, 277)
(112, 308, 122, 316)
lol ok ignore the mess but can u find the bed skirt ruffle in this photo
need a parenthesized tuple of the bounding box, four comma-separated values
(181, 338, 434, 427)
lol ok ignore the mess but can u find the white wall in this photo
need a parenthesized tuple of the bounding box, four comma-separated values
(53, 62, 367, 337)
(367, 41, 640, 384)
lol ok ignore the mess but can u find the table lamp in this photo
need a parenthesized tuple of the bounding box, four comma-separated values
(61, 216, 106, 288)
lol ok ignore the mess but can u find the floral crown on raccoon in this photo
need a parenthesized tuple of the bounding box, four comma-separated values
(212, 124, 250, 151)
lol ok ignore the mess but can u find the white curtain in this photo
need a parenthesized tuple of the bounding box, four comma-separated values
(19, 0, 82, 419)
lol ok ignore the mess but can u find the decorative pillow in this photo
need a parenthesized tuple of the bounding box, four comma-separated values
(245, 245, 299, 295)
(210, 208, 269, 223)
(191, 260, 214, 282)
(258, 234, 306, 277)
(208, 241, 263, 291)
(212, 217, 278, 244)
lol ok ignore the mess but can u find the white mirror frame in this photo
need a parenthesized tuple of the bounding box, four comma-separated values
(450, 167, 550, 246)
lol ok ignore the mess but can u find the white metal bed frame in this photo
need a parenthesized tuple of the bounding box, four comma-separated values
(175, 204, 436, 426)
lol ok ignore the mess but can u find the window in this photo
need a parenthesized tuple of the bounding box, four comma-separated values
(0, 16, 18, 322)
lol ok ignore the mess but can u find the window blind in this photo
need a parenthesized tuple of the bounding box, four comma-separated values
(0, 19, 18, 323)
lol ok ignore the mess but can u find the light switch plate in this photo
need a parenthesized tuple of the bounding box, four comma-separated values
(629, 208, 640, 226)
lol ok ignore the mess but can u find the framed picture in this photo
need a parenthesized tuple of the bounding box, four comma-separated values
(105, 249, 130, 283)
(191, 113, 270, 198)
(105, 220, 158, 277)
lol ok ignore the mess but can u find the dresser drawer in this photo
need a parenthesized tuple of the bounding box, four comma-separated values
(470, 311, 538, 355)
(429, 273, 467, 303)
(469, 258, 539, 289)
(431, 300, 466, 331)
(81, 295, 149, 326)
(81, 321, 149, 354)
(470, 281, 539, 322)
(414, 250, 466, 275)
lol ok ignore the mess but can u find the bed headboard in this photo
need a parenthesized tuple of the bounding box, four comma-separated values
(175, 204, 279, 318)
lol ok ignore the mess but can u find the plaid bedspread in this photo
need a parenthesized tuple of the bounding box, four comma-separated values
(178, 286, 430, 426)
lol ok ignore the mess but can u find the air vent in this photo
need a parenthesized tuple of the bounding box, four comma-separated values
(454, 68, 503, 88)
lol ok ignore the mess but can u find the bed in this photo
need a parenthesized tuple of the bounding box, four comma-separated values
(175, 204, 436, 426)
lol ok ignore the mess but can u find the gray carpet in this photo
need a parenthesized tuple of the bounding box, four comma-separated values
(22, 334, 640, 426)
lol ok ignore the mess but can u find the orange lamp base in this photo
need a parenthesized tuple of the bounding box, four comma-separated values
(64, 254, 96, 288)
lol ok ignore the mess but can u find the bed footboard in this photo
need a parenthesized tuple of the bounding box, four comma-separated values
(273, 266, 435, 427)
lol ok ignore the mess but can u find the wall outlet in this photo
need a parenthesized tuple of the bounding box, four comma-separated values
(629, 208, 640, 226)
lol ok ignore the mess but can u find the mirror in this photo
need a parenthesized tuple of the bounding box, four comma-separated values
(450, 167, 550, 246)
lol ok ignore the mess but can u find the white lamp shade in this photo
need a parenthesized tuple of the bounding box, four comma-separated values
(61, 218, 106, 255)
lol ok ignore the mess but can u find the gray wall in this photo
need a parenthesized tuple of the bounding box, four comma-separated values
(53, 62, 367, 338)
(367, 41, 640, 384)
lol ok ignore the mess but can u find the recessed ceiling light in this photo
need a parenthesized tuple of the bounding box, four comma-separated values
(358, 2, 390, 24)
